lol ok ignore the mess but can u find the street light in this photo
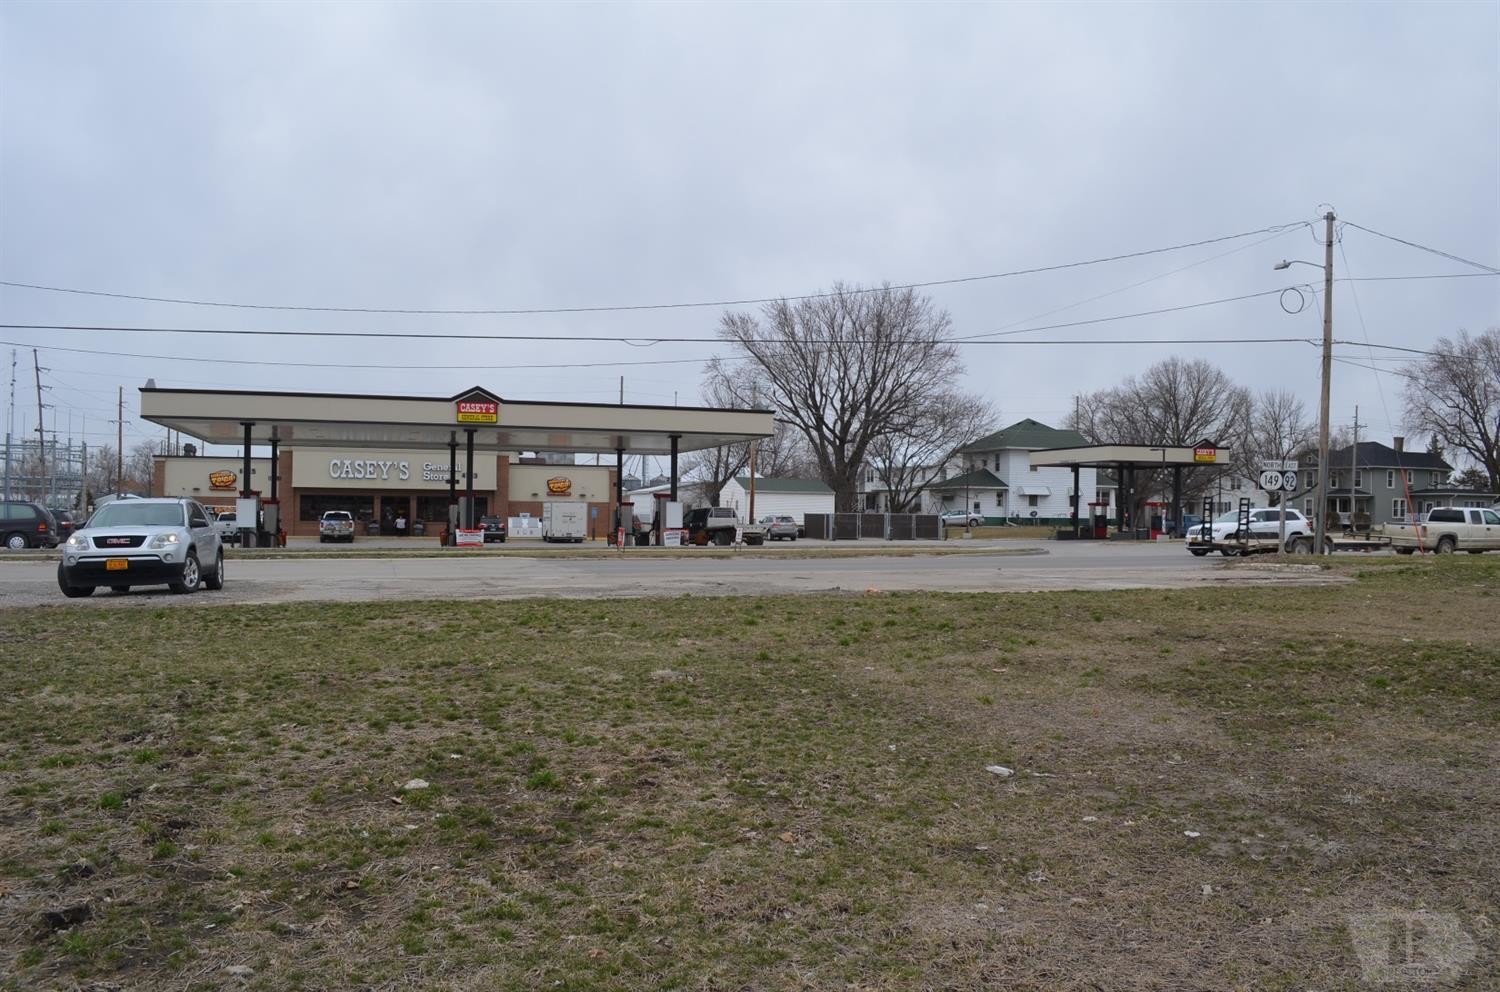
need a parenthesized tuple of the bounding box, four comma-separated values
(1273, 211, 1336, 555)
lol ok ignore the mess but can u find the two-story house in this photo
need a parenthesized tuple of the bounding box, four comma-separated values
(942, 419, 1097, 525)
(1288, 437, 1456, 528)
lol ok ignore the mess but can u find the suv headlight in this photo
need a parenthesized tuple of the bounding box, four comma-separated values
(65, 533, 88, 549)
(147, 532, 182, 549)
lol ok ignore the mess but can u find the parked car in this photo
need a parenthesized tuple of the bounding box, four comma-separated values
(319, 510, 355, 543)
(759, 514, 799, 541)
(214, 511, 241, 545)
(1, 499, 60, 550)
(1169, 513, 1203, 537)
(479, 515, 508, 543)
(1383, 506, 1500, 554)
(49, 509, 80, 540)
(940, 509, 983, 528)
(685, 506, 743, 546)
(1185, 507, 1312, 556)
(57, 497, 224, 597)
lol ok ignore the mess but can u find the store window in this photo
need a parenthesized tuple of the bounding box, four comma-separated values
(416, 495, 486, 521)
(300, 494, 374, 522)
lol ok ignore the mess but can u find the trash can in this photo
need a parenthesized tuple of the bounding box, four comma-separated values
(367, 521, 380, 536)
(412, 520, 425, 537)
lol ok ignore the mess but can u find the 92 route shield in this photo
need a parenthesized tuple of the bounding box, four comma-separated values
(1280, 471, 1299, 492)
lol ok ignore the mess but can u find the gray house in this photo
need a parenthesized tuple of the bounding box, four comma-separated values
(1289, 437, 1458, 528)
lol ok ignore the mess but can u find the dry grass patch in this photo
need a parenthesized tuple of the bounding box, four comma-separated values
(1, 560, 1496, 990)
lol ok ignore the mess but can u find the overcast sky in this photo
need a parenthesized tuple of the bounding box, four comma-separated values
(2, 0, 1497, 464)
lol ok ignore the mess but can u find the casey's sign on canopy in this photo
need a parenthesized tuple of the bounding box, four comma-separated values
(456, 400, 498, 424)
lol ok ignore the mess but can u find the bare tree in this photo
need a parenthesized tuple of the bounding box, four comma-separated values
(125, 441, 157, 494)
(718, 284, 965, 511)
(1246, 389, 1315, 505)
(755, 418, 818, 479)
(84, 444, 118, 500)
(1403, 328, 1500, 490)
(868, 389, 997, 512)
(1070, 358, 1251, 521)
(679, 366, 752, 507)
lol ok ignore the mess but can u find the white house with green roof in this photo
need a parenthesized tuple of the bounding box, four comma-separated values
(952, 419, 1098, 524)
(720, 476, 835, 527)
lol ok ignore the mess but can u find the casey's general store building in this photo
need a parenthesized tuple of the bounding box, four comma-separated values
(143, 385, 772, 539)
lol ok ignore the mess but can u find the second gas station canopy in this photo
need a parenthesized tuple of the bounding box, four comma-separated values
(1028, 443, 1226, 469)
(139, 385, 775, 456)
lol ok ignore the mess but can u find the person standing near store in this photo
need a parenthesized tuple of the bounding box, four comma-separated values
(396, 513, 407, 538)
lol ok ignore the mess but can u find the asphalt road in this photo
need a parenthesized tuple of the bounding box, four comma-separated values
(0, 542, 1345, 608)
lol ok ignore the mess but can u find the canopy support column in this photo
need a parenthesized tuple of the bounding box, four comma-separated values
(1116, 463, 1126, 532)
(669, 434, 679, 501)
(464, 429, 475, 530)
(615, 446, 625, 535)
(1071, 464, 1080, 538)
(1172, 465, 1183, 535)
(268, 429, 279, 503)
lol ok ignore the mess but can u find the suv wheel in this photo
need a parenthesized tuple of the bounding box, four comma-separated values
(57, 563, 94, 597)
(169, 551, 201, 594)
(5, 532, 27, 550)
(204, 551, 225, 591)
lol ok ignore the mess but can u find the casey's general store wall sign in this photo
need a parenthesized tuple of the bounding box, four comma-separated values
(456, 400, 499, 424)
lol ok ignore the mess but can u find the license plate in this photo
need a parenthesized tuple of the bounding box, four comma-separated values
(106, 559, 129, 571)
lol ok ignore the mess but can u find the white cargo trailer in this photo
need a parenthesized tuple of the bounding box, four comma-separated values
(542, 502, 587, 543)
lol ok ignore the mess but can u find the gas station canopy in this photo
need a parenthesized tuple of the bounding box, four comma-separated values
(1027, 442, 1230, 537)
(1028, 443, 1226, 469)
(138, 385, 775, 456)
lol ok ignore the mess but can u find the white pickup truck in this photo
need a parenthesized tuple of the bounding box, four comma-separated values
(319, 510, 356, 543)
(213, 511, 240, 546)
(1383, 506, 1500, 554)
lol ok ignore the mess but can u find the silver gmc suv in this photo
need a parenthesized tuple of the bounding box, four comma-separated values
(58, 497, 225, 598)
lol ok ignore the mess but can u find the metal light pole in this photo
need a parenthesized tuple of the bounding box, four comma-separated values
(1274, 210, 1335, 554)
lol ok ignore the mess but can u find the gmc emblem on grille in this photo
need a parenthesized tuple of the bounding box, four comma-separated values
(106, 537, 130, 545)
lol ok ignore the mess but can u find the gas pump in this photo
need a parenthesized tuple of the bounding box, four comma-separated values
(1088, 500, 1110, 539)
(261, 498, 282, 547)
(1145, 500, 1165, 540)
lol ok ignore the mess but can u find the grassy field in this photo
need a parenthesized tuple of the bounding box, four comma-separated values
(1, 558, 1496, 990)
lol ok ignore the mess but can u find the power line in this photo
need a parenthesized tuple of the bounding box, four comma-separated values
(5, 335, 1322, 379)
(0, 339, 736, 371)
(0, 223, 1309, 315)
(1342, 221, 1500, 274)
(0, 284, 1332, 345)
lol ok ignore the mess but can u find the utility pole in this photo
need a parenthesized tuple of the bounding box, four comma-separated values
(748, 384, 759, 524)
(619, 376, 624, 405)
(1312, 210, 1335, 556)
(116, 387, 124, 495)
(1349, 405, 1363, 528)
(4, 348, 15, 499)
(33, 350, 46, 498)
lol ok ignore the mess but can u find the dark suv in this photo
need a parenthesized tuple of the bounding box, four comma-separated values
(479, 515, 507, 543)
(2, 500, 60, 550)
